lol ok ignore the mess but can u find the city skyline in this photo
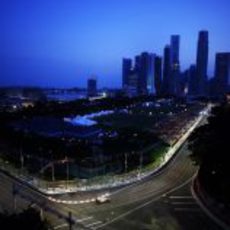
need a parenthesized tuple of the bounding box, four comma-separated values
(1, 0, 230, 88)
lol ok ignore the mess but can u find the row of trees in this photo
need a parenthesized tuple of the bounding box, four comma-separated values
(18, 96, 156, 118)
(188, 104, 230, 204)
(0, 208, 49, 230)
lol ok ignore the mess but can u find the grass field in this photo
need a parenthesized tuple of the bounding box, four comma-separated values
(97, 113, 157, 130)
(94, 102, 182, 131)
(94, 106, 165, 131)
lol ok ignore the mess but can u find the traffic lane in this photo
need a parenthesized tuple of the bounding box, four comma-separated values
(60, 142, 202, 229)
(97, 182, 222, 230)
(68, 143, 196, 215)
(109, 141, 192, 199)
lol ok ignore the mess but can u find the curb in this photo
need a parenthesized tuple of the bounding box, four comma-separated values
(191, 176, 229, 230)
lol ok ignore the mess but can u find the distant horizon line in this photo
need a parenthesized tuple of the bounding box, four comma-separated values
(0, 85, 122, 90)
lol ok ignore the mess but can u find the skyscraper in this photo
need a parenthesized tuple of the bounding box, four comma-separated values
(137, 52, 149, 95)
(122, 58, 132, 90)
(196, 31, 209, 96)
(87, 77, 97, 97)
(126, 70, 138, 97)
(214, 53, 230, 96)
(147, 53, 156, 94)
(162, 45, 171, 95)
(170, 35, 180, 96)
(162, 35, 180, 96)
(154, 56, 162, 96)
(170, 35, 180, 67)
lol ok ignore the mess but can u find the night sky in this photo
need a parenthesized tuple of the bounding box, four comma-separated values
(1, 0, 230, 88)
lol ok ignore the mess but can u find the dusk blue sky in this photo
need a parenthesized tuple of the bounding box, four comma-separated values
(1, 0, 230, 88)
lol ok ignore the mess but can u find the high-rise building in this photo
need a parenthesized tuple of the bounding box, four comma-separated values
(162, 45, 171, 96)
(122, 58, 132, 90)
(137, 52, 149, 95)
(170, 35, 180, 96)
(126, 70, 138, 97)
(147, 53, 156, 94)
(196, 31, 209, 96)
(154, 56, 162, 96)
(87, 78, 97, 97)
(171, 35, 180, 66)
(214, 53, 230, 96)
(135, 52, 157, 95)
(122, 57, 139, 97)
(162, 35, 180, 96)
(134, 55, 141, 72)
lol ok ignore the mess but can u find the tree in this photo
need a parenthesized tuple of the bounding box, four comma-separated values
(0, 208, 49, 230)
(188, 104, 230, 204)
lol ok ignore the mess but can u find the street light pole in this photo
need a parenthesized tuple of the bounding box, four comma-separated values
(140, 152, 143, 171)
(49, 151, 55, 182)
(20, 147, 24, 174)
(124, 153, 128, 173)
(52, 162, 55, 182)
(40, 208, 44, 221)
(138, 152, 143, 178)
(66, 157, 69, 189)
(12, 183, 17, 211)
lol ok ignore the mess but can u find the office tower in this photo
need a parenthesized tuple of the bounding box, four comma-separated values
(134, 55, 141, 72)
(133, 55, 141, 96)
(196, 31, 209, 96)
(171, 35, 180, 67)
(162, 45, 171, 95)
(135, 52, 157, 95)
(188, 65, 197, 95)
(214, 53, 230, 96)
(122, 57, 139, 97)
(154, 56, 162, 96)
(126, 70, 138, 97)
(147, 53, 156, 94)
(122, 58, 132, 90)
(137, 52, 149, 95)
(170, 35, 180, 96)
(87, 78, 97, 97)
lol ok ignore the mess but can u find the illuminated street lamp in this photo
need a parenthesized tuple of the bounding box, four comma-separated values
(124, 153, 128, 173)
(138, 152, 143, 178)
(51, 162, 55, 182)
(20, 147, 24, 174)
(62, 156, 70, 189)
